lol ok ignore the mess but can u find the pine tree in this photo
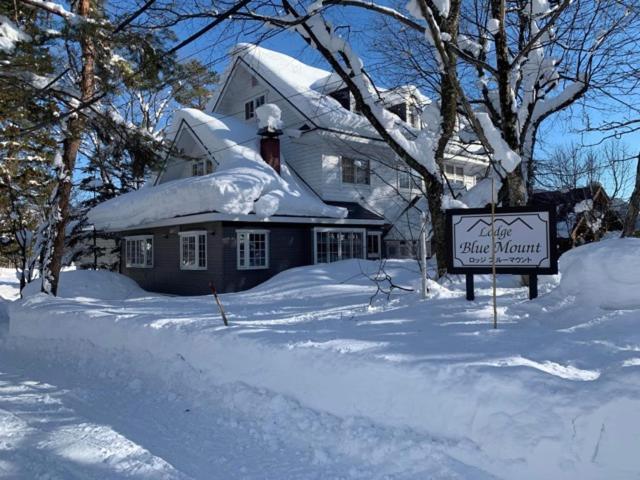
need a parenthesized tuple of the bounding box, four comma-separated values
(2, 0, 218, 293)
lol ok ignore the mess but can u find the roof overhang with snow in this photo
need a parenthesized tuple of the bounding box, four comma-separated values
(103, 211, 386, 233)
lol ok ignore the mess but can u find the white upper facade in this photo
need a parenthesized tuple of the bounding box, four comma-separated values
(154, 43, 488, 240)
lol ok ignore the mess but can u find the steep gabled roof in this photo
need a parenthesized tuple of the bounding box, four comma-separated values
(88, 109, 348, 230)
(207, 44, 422, 139)
(207, 44, 488, 164)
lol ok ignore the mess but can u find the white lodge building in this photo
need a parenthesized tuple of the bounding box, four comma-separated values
(88, 44, 487, 295)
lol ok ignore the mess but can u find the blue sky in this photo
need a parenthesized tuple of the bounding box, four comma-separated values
(171, 8, 639, 197)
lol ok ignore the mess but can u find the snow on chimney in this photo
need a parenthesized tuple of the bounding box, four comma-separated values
(256, 104, 283, 174)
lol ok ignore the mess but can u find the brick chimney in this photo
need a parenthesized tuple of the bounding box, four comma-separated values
(258, 126, 282, 174)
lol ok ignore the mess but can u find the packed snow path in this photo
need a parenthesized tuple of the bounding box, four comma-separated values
(0, 270, 493, 479)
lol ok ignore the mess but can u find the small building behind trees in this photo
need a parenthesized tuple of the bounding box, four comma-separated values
(532, 183, 623, 253)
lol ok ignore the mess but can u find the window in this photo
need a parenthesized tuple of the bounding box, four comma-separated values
(388, 102, 407, 122)
(192, 159, 213, 177)
(341, 157, 370, 185)
(244, 95, 266, 120)
(314, 228, 365, 264)
(407, 107, 420, 129)
(237, 230, 269, 269)
(444, 164, 465, 186)
(329, 88, 351, 110)
(251, 75, 259, 87)
(125, 235, 153, 268)
(367, 232, 382, 259)
(244, 100, 254, 120)
(179, 231, 207, 270)
(398, 166, 413, 189)
(385, 240, 419, 259)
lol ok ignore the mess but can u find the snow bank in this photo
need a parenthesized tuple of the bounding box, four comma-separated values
(8, 258, 640, 479)
(558, 238, 640, 310)
(22, 270, 147, 300)
(88, 109, 346, 230)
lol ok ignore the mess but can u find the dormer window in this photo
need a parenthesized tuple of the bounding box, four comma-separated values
(329, 88, 351, 111)
(388, 103, 407, 122)
(244, 95, 266, 120)
(192, 159, 213, 176)
(407, 106, 420, 129)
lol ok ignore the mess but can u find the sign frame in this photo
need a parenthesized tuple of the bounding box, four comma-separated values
(445, 206, 559, 276)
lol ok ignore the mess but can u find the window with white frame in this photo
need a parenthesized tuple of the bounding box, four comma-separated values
(367, 231, 382, 259)
(444, 164, 465, 186)
(314, 228, 365, 264)
(125, 235, 153, 268)
(398, 169, 411, 189)
(341, 157, 370, 185)
(244, 95, 266, 120)
(443, 164, 479, 189)
(192, 159, 213, 177)
(407, 106, 420, 129)
(179, 231, 207, 270)
(237, 230, 269, 269)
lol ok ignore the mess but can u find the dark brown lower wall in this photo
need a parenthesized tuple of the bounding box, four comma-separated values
(220, 222, 313, 293)
(118, 221, 383, 296)
(121, 223, 224, 296)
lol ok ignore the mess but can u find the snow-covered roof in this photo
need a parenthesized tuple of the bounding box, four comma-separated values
(207, 44, 428, 138)
(207, 44, 486, 164)
(88, 108, 347, 231)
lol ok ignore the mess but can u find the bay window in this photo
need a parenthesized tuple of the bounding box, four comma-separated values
(314, 228, 365, 264)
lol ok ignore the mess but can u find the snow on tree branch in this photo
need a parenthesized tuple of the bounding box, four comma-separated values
(280, 0, 442, 179)
(0, 15, 31, 53)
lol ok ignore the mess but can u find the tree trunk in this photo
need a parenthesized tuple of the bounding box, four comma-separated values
(42, 0, 95, 295)
(491, 0, 526, 207)
(428, 6, 460, 278)
(426, 178, 447, 277)
(621, 154, 640, 237)
(501, 169, 527, 206)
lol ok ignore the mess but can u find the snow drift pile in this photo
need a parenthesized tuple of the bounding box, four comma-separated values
(87, 107, 346, 230)
(21, 269, 147, 300)
(8, 240, 640, 479)
(556, 238, 640, 310)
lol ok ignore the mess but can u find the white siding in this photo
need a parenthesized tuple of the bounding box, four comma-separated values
(159, 127, 214, 184)
(214, 64, 307, 131)
(281, 135, 323, 195)
(169, 59, 490, 252)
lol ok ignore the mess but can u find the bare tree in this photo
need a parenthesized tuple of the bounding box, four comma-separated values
(237, 0, 635, 275)
(537, 141, 634, 202)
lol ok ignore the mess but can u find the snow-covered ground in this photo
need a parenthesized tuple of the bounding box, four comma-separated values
(3, 239, 640, 479)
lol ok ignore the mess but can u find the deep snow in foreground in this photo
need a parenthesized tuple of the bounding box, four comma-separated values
(4, 238, 640, 479)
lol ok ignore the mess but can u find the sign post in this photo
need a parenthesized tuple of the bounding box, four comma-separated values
(446, 206, 558, 302)
(490, 180, 497, 328)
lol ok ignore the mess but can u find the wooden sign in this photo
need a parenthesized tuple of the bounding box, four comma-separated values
(445, 206, 558, 300)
